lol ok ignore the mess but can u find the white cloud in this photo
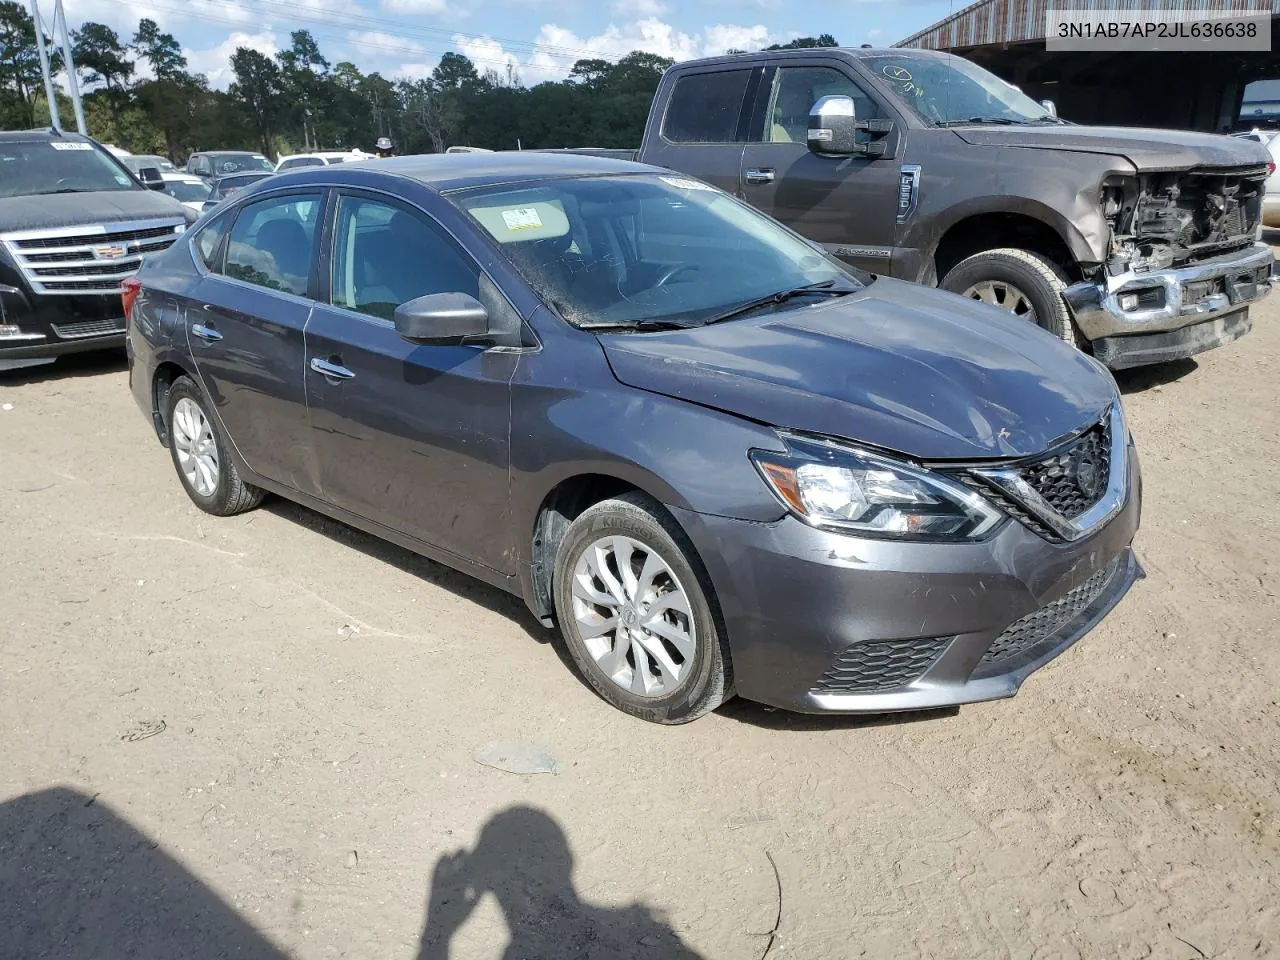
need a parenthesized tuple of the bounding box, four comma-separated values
(185, 30, 279, 90)
(461, 17, 783, 84)
(611, 0, 668, 16)
(380, 0, 450, 12)
(867, 28, 884, 41)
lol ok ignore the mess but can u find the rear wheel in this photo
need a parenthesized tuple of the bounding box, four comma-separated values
(940, 247, 1078, 346)
(552, 493, 732, 724)
(166, 376, 264, 516)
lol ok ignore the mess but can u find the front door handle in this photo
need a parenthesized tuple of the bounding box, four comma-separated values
(190, 323, 223, 342)
(744, 168, 775, 185)
(310, 357, 354, 380)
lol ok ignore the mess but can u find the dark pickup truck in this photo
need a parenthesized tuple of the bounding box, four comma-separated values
(604, 47, 1275, 369)
(1, 129, 194, 371)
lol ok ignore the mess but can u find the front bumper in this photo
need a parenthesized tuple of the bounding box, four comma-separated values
(669, 443, 1143, 714)
(0, 284, 126, 366)
(1063, 242, 1273, 365)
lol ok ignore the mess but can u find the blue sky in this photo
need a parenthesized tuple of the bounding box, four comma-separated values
(61, 0, 965, 88)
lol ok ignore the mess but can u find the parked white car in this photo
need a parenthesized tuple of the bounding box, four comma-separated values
(160, 172, 212, 213)
(274, 151, 366, 172)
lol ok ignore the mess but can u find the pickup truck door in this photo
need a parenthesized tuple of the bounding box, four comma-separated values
(738, 64, 902, 275)
(637, 65, 759, 194)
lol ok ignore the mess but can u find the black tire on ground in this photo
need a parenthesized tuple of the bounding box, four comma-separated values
(939, 247, 1079, 346)
(165, 375, 264, 517)
(552, 492, 733, 724)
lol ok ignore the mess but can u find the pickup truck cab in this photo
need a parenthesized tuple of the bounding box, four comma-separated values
(637, 48, 1275, 369)
(0, 130, 193, 370)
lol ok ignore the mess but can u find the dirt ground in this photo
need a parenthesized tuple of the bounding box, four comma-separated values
(2, 278, 1278, 960)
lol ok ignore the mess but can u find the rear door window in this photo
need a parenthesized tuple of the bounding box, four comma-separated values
(224, 193, 323, 296)
(662, 70, 752, 143)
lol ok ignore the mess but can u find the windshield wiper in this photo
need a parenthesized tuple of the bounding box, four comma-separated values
(32, 187, 91, 195)
(701, 280, 853, 326)
(935, 117, 1025, 127)
(576, 318, 702, 332)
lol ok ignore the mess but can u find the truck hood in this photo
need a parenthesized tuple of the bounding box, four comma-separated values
(0, 190, 187, 233)
(952, 125, 1270, 172)
(599, 278, 1118, 461)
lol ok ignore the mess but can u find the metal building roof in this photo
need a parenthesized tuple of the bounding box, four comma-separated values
(896, 0, 1278, 50)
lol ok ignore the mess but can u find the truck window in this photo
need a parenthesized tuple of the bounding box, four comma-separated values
(662, 70, 752, 144)
(765, 67, 883, 144)
(0, 140, 139, 198)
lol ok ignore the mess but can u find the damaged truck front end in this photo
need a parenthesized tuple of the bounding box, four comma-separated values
(1065, 164, 1274, 369)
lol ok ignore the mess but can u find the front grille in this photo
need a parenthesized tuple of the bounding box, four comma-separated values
(0, 219, 184, 296)
(813, 636, 952, 693)
(1019, 418, 1112, 520)
(51, 318, 125, 339)
(956, 474, 1058, 540)
(979, 559, 1119, 667)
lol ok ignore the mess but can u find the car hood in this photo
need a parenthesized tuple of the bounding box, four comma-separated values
(599, 278, 1118, 461)
(0, 190, 188, 232)
(953, 125, 1270, 172)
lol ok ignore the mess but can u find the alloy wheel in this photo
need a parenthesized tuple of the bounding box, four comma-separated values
(569, 535, 697, 698)
(963, 279, 1037, 323)
(171, 397, 219, 498)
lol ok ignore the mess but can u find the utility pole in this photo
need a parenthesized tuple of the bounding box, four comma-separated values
(28, 0, 60, 130)
(52, 0, 86, 133)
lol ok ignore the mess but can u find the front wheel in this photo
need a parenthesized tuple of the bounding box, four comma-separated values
(940, 247, 1079, 346)
(552, 493, 732, 724)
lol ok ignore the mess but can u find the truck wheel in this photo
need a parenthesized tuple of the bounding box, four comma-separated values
(940, 248, 1078, 347)
(552, 492, 733, 724)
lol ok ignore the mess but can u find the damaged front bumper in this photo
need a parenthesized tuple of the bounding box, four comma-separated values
(1063, 242, 1274, 369)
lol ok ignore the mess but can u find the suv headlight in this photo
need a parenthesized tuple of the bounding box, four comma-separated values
(751, 433, 1003, 541)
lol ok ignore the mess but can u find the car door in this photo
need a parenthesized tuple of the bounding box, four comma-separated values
(738, 64, 902, 274)
(186, 190, 325, 496)
(303, 190, 518, 572)
(639, 66, 759, 195)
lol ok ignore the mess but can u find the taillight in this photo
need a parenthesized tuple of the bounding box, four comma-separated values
(1269, 161, 1276, 175)
(120, 276, 142, 319)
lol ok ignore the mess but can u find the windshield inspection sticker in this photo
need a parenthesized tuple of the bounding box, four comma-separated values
(660, 176, 715, 192)
(501, 207, 544, 230)
(49, 141, 93, 151)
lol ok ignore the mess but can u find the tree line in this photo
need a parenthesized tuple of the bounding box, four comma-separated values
(0, 2, 836, 162)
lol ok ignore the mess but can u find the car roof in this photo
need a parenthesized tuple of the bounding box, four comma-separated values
(282, 151, 664, 194)
(201, 150, 264, 157)
(0, 129, 93, 144)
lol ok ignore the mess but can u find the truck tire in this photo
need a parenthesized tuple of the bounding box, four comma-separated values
(940, 248, 1078, 347)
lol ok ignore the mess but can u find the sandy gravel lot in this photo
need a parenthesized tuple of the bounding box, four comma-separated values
(2, 278, 1278, 959)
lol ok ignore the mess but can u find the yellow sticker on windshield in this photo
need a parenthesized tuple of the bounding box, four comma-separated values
(501, 207, 543, 230)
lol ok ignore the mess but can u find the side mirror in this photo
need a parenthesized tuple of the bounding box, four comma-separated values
(1040, 99, 1058, 118)
(394, 292, 490, 345)
(138, 166, 166, 191)
(808, 96, 891, 158)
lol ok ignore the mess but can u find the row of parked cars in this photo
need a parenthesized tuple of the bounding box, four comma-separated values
(3, 47, 1275, 724)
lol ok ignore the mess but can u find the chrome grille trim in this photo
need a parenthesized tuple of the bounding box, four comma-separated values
(0, 218, 185, 296)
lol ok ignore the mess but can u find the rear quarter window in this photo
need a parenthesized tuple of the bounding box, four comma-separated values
(662, 70, 752, 144)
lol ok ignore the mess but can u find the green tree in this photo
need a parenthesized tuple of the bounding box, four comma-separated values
(131, 18, 185, 80)
(72, 22, 135, 143)
(765, 34, 839, 51)
(229, 46, 282, 156)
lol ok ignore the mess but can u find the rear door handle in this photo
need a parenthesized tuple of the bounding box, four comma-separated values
(190, 323, 223, 342)
(310, 357, 354, 380)
(744, 168, 775, 184)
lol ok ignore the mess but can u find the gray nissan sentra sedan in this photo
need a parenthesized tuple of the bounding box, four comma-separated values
(125, 153, 1143, 724)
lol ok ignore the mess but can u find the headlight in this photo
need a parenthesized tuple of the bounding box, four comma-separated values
(751, 433, 1003, 541)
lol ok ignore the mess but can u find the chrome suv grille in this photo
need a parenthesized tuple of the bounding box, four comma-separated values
(1018, 418, 1111, 521)
(0, 220, 185, 296)
(813, 636, 953, 693)
(977, 558, 1120, 669)
(959, 406, 1127, 544)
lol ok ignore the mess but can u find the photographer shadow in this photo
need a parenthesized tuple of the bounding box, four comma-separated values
(416, 806, 702, 960)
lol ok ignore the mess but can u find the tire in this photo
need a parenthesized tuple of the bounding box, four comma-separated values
(552, 492, 733, 724)
(939, 247, 1079, 346)
(165, 375, 264, 516)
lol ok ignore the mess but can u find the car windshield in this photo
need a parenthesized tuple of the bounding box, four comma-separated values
(165, 179, 211, 202)
(861, 53, 1058, 126)
(0, 140, 140, 198)
(213, 174, 270, 197)
(123, 154, 174, 173)
(454, 174, 859, 329)
(211, 153, 275, 174)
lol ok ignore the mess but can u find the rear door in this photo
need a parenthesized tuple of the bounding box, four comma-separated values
(185, 190, 324, 496)
(639, 66, 760, 194)
(303, 190, 517, 572)
(738, 62, 902, 273)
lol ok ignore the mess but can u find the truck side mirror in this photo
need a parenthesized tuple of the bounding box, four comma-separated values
(1040, 99, 1058, 118)
(808, 96, 891, 158)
